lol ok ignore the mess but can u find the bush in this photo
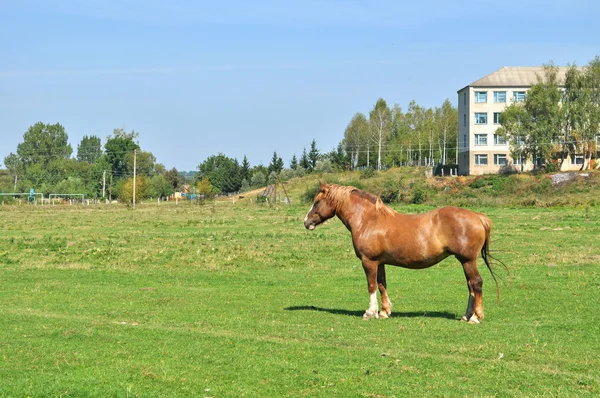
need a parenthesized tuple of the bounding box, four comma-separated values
(314, 159, 334, 174)
(379, 182, 400, 204)
(360, 167, 377, 179)
(411, 188, 427, 204)
(301, 183, 321, 204)
(250, 171, 266, 187)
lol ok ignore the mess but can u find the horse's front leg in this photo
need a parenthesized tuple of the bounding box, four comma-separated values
(377, 264, 392, 319)
(361, 259, 380, 320)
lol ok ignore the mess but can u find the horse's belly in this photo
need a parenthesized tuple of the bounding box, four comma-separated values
(383, 249, 451, 269)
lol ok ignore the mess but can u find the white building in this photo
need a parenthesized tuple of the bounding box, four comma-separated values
(457, 66, 577, 175)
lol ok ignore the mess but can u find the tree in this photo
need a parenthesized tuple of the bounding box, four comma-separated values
(241, 155, 251, 182)
(196, 153, 242, 194)
(343, 113, 369, 169)
(250, 171, 266, 187)
(562, 58, 600, 169)
(77, 135, 102, 163)
(326, 143, 349, 171)
(196, 177, 215, 200)
(268, 151, 284, 175)
(369, 98, 392, 170)
(308, 140, 320, 170)
(146, 174, 173, 199)
(164, 167, 185, 191)
(125, 150, 156, 176)
(289, 154, 298, 170)
(105, 128, 139, 180)
(5, 122, 72, 171)
(497, 64, 562, 169)
(436, 99, 458, 165)
(299, 148, 310, 170)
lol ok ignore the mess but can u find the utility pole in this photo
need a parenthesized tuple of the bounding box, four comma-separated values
(14, 175, 17, 191)
(133, 149, 137, 209)
(102, 170, 106, 199)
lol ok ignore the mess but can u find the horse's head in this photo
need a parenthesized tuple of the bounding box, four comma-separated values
(304, 182, 336, 230)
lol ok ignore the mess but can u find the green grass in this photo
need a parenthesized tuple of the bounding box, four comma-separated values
(1, 199, 599, 397)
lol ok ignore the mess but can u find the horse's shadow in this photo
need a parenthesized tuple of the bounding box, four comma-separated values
(285, 305, 457, 320)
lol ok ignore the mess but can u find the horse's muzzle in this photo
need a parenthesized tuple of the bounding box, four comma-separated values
(304, 221, 315, 230)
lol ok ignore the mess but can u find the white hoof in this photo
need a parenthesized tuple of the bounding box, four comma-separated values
(379, 311, 390, 319)
(363, 311, 379, 320)
(468, 315, 480, 324)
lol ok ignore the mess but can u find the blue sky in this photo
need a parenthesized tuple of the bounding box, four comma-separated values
(1, 0, 599, 171)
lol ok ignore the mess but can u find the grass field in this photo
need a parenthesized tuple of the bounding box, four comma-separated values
(1, 196, 599, 397)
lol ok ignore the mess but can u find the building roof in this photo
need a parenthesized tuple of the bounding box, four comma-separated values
(459, 66, 573, 92)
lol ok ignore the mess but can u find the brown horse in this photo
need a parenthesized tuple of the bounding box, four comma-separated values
(303, 182, 499, 324)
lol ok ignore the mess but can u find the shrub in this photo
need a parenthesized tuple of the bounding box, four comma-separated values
(360, 167, 377, 179)
(301, 183, 320, 204)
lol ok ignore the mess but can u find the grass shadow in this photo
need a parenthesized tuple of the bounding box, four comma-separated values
(285, 305, 457, 320)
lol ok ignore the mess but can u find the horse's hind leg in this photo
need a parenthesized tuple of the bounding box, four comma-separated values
(377, 264, 392, 319)
(361, 259, 380, 320)
(459, 258, 484, 324)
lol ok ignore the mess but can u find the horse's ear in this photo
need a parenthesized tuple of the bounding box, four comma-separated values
(319, 180, 328, 191)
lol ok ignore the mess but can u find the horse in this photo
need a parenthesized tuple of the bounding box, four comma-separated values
(303, 182, 500, 324)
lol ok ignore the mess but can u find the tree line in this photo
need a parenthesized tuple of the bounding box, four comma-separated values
(1, 124, 185, 201)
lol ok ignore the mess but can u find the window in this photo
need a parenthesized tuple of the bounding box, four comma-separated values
(513, 155, 525, 165)
(494, 134, 506, 145)
(475, 154, 488, 166)
(571, 155, 584, 165)
(475, 112, 487, 124)
(475, 134, 488, 146)
(494, 154, 507, 166)
(516, 136, 526, 145)
(494, 91, 506, 103)
(475, 91, 487, 103)
(463, 114, 466, 127)
(513, 91, 526, 102)
(493, 112, 501, 124)
(463, 135, 467, 147)
(463, 92, 467, 106)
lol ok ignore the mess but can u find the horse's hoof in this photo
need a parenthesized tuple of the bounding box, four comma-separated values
(379, 311, 390, 319)
(363, 311, 379, 320)
(461, 316, 468, 322)
(467, 315, 480, 324)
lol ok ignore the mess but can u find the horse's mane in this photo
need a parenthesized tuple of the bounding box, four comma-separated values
(327, 184, 394, 215)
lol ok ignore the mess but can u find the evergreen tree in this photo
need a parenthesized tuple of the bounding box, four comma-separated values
(241, 155, 251, 182)
(268, 151, 284, 175)
(299, 148, 310, 170)
(308, 140, 320, 170)
(290, 154, 298, 170)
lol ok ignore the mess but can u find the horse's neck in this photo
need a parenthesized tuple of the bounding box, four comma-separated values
(334, 194, 371, 232)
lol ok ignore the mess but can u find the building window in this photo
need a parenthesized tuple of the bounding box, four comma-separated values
(513, 156, 524, 165)
(516, 136, 526, 145)
(494, 91, 506, 103)
(463, 92, 467, 106)
(475, 134, 488, 146)
(475, 91, 487, 103)
(494, 134, 506, 145)
(463, 114, 466, 126)
(494, 154, 507, 166)
(475, 112, 487, 124)
(493, 112, 501, 124)
(475, 154, 488, 166)
(571, 155, 584, 165)
(513, 91, 526, 102)
(463, 134, 467, 147)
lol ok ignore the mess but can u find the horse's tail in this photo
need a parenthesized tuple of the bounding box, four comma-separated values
(479, 214, 502, 304)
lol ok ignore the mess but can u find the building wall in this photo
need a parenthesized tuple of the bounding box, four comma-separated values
(459, 85, 536, 175)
